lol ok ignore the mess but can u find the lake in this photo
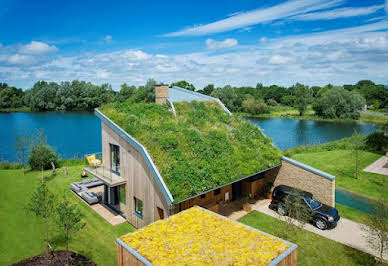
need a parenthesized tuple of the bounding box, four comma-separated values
(0, 112, 381, 213)
(247, 117, 380, 150)
(0, 112, 380, 161)
(0, 112, 101, 162)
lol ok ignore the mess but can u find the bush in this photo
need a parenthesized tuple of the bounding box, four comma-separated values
(266, 99, 278, 106)
(365, 130, 388, 151)
(0, 161, 24, 169)
(313, 87, 365, 119)
(28, 143, 59, 170)
(242, 97, 269, 115)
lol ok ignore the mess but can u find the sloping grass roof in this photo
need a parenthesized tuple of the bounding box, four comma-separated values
(99, 101, 281, 202)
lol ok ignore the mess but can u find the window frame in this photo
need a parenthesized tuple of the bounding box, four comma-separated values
(214, 188, 221, 196)
(134, 197, 143, 218)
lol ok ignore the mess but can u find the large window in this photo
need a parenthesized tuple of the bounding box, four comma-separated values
(134, 197, 143, 218)
(119, 185, 126, 205)
(110, 144, 120, 175)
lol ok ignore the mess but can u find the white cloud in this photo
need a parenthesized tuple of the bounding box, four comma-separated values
(292, 5, 384, 21)
(103, 35, 112, 43)
(268, 55, 293, 64)
(164, 0, 343, 36)
(386, 0, 388, 13)
(96, 70, 110, 79)
(206, 38, 238, 49)
(8, 54, 36, 65)
(2, 21, 388, 90)
(19, 41, 58, 55)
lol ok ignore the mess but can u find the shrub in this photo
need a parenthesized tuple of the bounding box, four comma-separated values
(0, 161, 24, 169)
(313, 87, 365, 119)
(266, 99, 278, 106)
(242, 97, 269, 115)
(28, 143, 59, 170)
(365, 130, 388, 152)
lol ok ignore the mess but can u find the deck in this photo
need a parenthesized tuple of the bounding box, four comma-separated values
(84, 165, 126, 186)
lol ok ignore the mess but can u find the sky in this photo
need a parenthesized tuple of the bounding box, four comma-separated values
(0, 0, 388, 90)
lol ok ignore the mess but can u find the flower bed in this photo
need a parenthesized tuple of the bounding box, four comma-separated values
(118, 207, 296, 265)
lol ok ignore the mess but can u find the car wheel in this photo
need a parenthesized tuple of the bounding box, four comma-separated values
(314, 218, 328, 230)
(277, 205, 286, 216)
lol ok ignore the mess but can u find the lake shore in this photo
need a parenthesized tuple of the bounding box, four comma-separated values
(238, 105, 388, 125)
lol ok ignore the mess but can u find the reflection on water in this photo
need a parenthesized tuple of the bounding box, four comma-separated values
(248, 117, 379, 150)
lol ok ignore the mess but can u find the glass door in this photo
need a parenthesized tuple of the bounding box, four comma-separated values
(110, 144, 120, 175)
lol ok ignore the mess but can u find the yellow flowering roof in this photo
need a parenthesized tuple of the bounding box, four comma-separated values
(120, 207, 291, 265)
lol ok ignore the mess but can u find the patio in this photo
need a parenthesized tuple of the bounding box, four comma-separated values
(73, 185, 126, 226)
(363, 155, 388, 176)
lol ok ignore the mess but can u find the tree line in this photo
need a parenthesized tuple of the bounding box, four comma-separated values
(1, 79, 387, 119)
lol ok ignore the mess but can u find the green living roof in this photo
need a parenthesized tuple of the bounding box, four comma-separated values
(99, 101, 281, 202)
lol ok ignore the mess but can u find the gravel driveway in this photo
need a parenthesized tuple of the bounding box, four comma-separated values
(254, 200, 387, 260)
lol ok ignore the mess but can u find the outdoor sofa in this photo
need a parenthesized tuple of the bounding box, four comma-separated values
(71, 177, 104, 205)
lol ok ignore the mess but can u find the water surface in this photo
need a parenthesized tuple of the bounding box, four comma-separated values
(0, 112, 101, 162)
(248, 117, 379, 150)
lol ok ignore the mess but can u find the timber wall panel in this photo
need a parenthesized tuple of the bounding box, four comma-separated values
(102, 122, 169, 228)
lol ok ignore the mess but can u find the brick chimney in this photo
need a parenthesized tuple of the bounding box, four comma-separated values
(155, 84, 169, 104)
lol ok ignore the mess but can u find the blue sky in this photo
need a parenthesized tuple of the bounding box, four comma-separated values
(1, 0, 388, 90)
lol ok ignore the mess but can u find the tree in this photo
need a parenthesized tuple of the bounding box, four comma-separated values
(171, 80, 195, 91)
(293, 83, 312, 115)
(242, 97, 268, 115)
(313, 87, 365, 119)
(211, 85, 238, 111)
(117, 83, 136, 102)
(202, 84, 215, 95)
(28, 130, 59, 177)
(350, 130, 365, 179)
(26, 181, 55, 262)
(56, 195, 86, 264)
(277, 193, 311, 238)
(14, 128, 31, 175)
(362, 182, 387, 261)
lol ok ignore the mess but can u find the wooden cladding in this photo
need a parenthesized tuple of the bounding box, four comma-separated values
(180, 184, 232, 211)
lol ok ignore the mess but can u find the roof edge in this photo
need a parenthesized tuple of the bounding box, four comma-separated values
(282, 156, 335, 181)
(95, 108, 174, 205)
(169, 86, 232, 115)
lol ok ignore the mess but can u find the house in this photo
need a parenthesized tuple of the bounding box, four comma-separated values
(116, 206, 298, 266)
(85, 85, 335, 228)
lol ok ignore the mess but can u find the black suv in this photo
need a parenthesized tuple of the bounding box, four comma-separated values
(269, 185, 340, 230)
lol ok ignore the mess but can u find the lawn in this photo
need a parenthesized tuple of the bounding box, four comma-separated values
(239, 211, 375, 266)
(291, 150, 387, 201)
(0, 165, 135, 265)
(336, 204, 370, 225)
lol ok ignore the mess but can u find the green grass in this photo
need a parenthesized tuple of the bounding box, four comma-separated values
(100, 101, 280, 202)
(0, 106, 31, 113)
(336, 204, 370, 225)
(291, 150, 387, 201)
(242, 105, 388, 125)
(239, 211, 375, 266)
(0, 166, 135, 265)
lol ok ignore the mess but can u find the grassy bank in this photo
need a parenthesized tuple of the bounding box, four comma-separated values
(239, 211, 374, 266)
(0, 166, 135, 265)
(241, 105, 387, 125)
(0, 106, 31, 113)
(291, 149, 387, 201)
(336, 204, 370, 225)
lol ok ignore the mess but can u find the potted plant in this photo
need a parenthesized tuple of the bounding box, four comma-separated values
(266, 182, 274, 199)
(243, 192, 252, 212)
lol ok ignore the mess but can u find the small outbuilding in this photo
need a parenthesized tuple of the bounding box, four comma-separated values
(116, 206, 298, 266)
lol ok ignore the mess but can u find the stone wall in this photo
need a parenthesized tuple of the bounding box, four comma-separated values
(265, 158, 335, 206)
